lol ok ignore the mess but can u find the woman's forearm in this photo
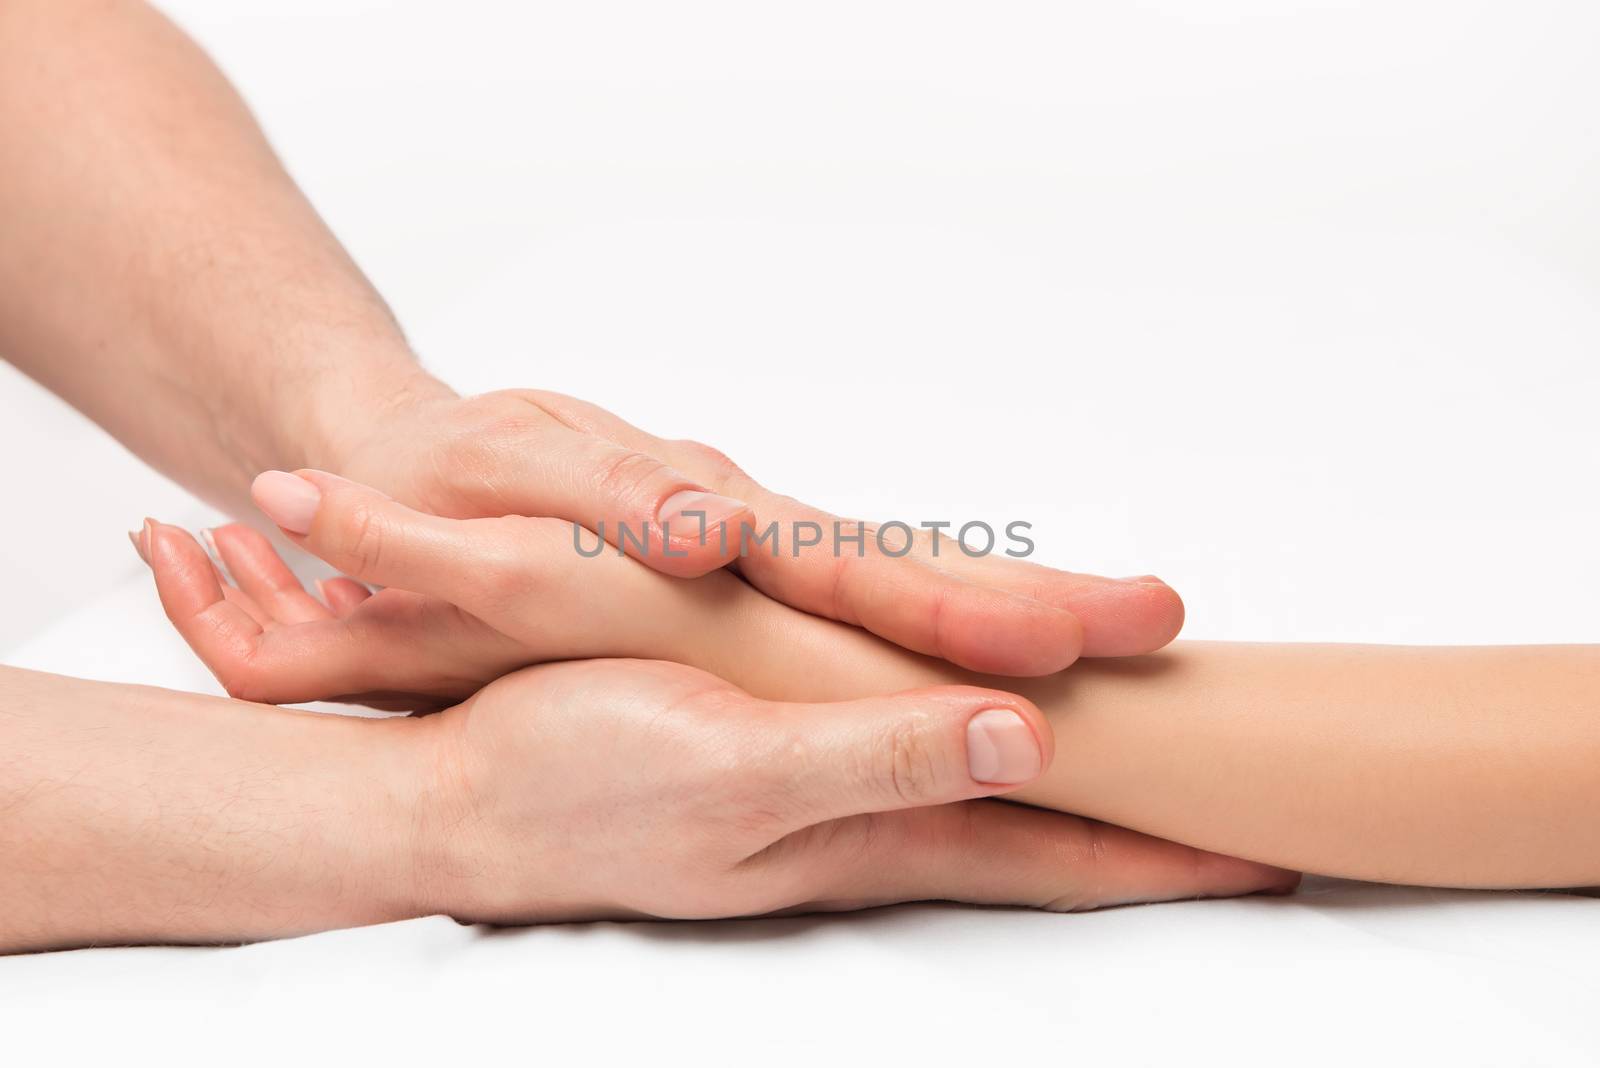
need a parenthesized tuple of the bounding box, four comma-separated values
(0, 0, 447, 515)
(697, 594, 1600, 887)
(0, 666, 424, 953)
(1014, 642, 1600, 888)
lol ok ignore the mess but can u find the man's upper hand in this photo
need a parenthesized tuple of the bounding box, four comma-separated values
(333, 387, 1185, 676)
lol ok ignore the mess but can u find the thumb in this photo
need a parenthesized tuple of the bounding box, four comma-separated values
(250, 468, 535, 604)
(772, 685, 1056, 829)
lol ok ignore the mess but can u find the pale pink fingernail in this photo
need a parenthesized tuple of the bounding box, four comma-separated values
(966, 708, 1042, 784)
(657, 489, 749, 536)
(127, 524, 149, 565)
(252, 471, 321, 534)
(199, 528, 238, 584)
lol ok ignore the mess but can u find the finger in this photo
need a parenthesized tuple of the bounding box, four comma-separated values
(753, 527, 1086, 675)
(207, 591, 529, 709)
(152, 521, 523, 707)
(135, 519, 276, 629)
(251, 468, 545, 606)
(491, 398, 1177, 665)
(660, 439, 1183, 667)
(520, 404, 1181, 665)
(204, 523, 333, 625)
(252, 469, 735, 669)
(315, 577, 372, 615)
(142, 520, 268, 686)
(656, 472, 1085, 673)
(895, 544, 1186, 658)
(778, 801, 1299, 912)
(764, 685, 1055, 829)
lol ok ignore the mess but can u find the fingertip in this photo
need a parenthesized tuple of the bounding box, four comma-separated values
(965, 706, 1046, 786)
(316, 576, 373, 614)
(1261, 871, 1304, 896)
(128, 523, 150, 565)
(252, 470, 322, 535)
(206, 521, 273, 563)
(644, 498, 754, 578)
(1196, 851, 1302, 899)
(145, 521, 227, 618)
(961, 687, 1055, 775)
(640, 530, 747, 578)
(944, 596, 1085, 676)
(1131, 577, 1186, 648)
(1074, 578, 1186, 658)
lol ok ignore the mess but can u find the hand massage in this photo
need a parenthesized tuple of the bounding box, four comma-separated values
(3, 0, 1597, 973)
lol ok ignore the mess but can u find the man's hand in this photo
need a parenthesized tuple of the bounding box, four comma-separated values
(0, 659, 1294, 951)
(408, 658, 1295, 921)
(0, 1, 1178, 679)
(328, 388, 1186, 676)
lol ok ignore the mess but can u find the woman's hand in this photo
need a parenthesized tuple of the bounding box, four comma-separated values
(405, 657, 1295, 920)
(327, 388, 1185, 675)
(142, 467, 1184, 709)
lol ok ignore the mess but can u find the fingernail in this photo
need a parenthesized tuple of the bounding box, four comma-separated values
(657, 489, 749, 535)
(128, 521, 151, 566)
(966, 708, 1042, 784)
(1116, 575, 1169, 586)
(199, 528, 237, 584)
(252, 471, 321, 534)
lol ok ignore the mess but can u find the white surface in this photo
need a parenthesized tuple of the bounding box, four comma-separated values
(4, 0, 1600, 1063)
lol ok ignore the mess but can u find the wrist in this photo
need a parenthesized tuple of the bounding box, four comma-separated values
(291, 345, 458, 476)
(304, 711, 448, 933)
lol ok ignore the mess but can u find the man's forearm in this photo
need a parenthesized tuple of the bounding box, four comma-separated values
(0, 0, 447, 515)
(0, 666, 428, 953)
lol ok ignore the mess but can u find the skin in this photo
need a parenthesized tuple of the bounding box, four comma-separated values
(0, 661, 1293, 954)
(0, 2, 1285, 949)
(150, 470, 1600, 891)
(0, 0, 1185, 676)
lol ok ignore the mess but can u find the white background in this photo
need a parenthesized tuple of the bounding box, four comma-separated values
(2, 1, 1599, 1063)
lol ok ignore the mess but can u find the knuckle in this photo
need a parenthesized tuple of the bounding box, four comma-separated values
(457, 520, 552, 613)
(591, 444, 668, 506)
(672, 439, 749, 491)
(217, 658, 271, 704)
(691, 710, 798, 835)
(435, 395, 548, 481)
(824, 544, 866, 624)
(881, 713, 943, 806)
(513, 389, 592, 429)
(731, 751, 805, 837)
(1039, 822, 1111, 912)
(338, 501, 390, 576)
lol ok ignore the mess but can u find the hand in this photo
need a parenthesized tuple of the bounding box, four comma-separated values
(403, 657, 1295, 920)
(141, 468, 1164, 709)
(325, 387, 1185, 675)
(138, 470, 807, 708)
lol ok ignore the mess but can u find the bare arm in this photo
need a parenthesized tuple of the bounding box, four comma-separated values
(0, 0, 1185, 670)
(165, 486, 1600, 891)
(712, 595, 1600, 888)
(0, 0, 443, 516)
(0, 665, 422, 953)
(711, 609, 1600, 887)
(1013, 643, 1600, 888)
(0, 658, 1292, 953)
